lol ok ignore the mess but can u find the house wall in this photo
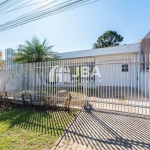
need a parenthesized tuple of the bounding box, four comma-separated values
(140, 71, 150, 97)
(58, 44, 141, 88)
(94, 53, 139, 87)
(141, 38, 150, 64)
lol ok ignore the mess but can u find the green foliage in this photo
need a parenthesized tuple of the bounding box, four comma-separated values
(93, 30, 123, 48)
(13, 36, 59, 63)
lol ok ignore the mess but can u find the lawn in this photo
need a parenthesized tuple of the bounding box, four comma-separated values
(0, 107, 79, 150)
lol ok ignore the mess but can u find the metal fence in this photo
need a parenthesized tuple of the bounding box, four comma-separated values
(1, 55, 150, 115)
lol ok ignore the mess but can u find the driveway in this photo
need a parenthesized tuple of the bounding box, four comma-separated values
(52, 109, 150, 150)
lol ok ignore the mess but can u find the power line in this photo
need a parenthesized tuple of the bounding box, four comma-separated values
(0, 0, 73, 26)
(0, 0, 18, 9)
(0, 0, 52, 15)
(0, 0, 98, 32)
(0, 0, 12, 7)
(0, 0, 91, 28)
(1, 0, 94, 29)
(0, 0, 25, 12)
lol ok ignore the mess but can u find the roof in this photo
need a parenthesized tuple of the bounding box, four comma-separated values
(138, 31, 150, 43)
(143, 31, 150, 39)
(59, 43, 141, 59)
(138, 39, 142, 43)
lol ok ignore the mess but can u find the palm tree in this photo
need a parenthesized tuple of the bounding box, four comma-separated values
(13, 36, 59, 63)
(13, 36, 59, 96)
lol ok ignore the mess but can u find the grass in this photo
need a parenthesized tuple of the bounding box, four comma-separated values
(0, 107, 79, 150)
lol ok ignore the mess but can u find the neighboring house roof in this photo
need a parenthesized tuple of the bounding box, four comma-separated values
(138, 39, 142, 43)
(59, 43, 141, 59)
(143, 31, 150, 39)
(138, 31, 150, 43)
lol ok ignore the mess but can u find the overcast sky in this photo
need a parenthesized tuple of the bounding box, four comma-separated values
(0, 0, 150, 58)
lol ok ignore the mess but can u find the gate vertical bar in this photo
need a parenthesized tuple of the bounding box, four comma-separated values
(134, 55, 136, 114)
(127, 55, 129, 113)
(149, 54, 150, 115)
(141, 54, 143, 114)
(121, 58, 123, 112)
(145, 54, 147, 115)
(106, 63, 107, 110)
(131, 59, 132, 113)
(102, 61, 104, 109)
(138, 55, 140, 114)
(111, 60, 113, 110)
(114, 59, 116, 111)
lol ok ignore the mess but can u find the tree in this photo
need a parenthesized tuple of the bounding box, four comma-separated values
(13, 36, 59, 63)
(93, 30, 123, 48)
(13, 36, 59, 96)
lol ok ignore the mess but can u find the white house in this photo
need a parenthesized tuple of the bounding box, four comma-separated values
(58, 44, 140, 88)
(57, 32, 150, 95)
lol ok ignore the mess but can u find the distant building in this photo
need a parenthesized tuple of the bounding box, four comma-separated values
(2, 60, 6, 63)
(5, 48, 14, 65)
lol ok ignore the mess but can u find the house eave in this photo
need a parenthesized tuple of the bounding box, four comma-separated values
(59, 43, 141, 59)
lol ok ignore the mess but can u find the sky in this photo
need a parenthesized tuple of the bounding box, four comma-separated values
(0, 0, 150, 58)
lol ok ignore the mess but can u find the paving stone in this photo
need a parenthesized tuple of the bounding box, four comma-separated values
(52, 109, 150, 150)
(71, 143, 78, 149)
(76, 144, 87, 150)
